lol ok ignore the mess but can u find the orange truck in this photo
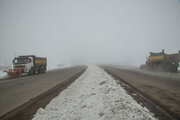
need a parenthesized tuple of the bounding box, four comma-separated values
(4, 55, 47, 77)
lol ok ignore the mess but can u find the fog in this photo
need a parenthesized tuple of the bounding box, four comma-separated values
(0, 0, 180, 69)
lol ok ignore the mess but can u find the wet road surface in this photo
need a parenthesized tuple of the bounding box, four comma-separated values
(0, 66, 86, 117)
(101, 65, 180, 118)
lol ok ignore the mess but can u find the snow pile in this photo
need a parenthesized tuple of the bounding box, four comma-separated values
(0, 71, 7, 79)
(32, 65, 157, 120)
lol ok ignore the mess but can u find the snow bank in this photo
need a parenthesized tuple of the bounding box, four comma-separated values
(0, 71, 7, 79)
(32, 65, 157, 120)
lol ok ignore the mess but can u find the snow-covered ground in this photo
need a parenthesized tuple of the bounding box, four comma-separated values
(32, 65, 157, 120)
(0, 71, 7, 79)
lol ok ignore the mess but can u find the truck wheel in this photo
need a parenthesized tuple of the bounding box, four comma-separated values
(29, 68, 34, 75)
(42, 69, 45, 73)
(38, 67, 41, 74)
(39, 69, 43, 74)
(41, 66, 45, 73)
(39, 66, 43, 74)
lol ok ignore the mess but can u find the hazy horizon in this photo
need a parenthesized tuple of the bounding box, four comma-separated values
(1, 0, 180, 69)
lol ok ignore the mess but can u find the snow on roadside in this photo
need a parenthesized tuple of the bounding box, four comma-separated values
(0, 71, 7, 79)
(32, 65, 157, 120)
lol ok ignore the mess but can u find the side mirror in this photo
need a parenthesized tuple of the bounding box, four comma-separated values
(13, 59, 17, 64)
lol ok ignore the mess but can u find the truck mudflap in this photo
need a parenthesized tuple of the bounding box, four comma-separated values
(4, 69, 22, 77)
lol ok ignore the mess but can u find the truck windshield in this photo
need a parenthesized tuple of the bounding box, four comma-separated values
(13, 58, 29, 64)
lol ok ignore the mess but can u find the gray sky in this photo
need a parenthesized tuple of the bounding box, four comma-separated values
(0, 0, 180, 69)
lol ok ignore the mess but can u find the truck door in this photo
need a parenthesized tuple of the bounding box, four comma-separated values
(25, 57, 33, 73)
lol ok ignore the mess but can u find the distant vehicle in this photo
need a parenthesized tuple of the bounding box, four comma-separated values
(4, 55, 47, 77)
(140, 50, 180, 72)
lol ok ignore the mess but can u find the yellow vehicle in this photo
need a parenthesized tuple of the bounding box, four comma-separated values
(140, 50, 180, 72)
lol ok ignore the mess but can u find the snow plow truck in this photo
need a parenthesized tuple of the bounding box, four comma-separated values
(4, 55, 47, 77)
(140, 50, 180, 72)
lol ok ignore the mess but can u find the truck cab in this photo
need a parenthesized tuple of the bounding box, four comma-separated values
(13, 56, 34, 74)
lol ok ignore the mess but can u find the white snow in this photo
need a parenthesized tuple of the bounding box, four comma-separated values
(0, 71, 7, 79)
(32, 65, 157, 120)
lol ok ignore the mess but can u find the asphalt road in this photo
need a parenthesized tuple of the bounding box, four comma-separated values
(0, 66, 86, 117)
(101, 65, 180, 118)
